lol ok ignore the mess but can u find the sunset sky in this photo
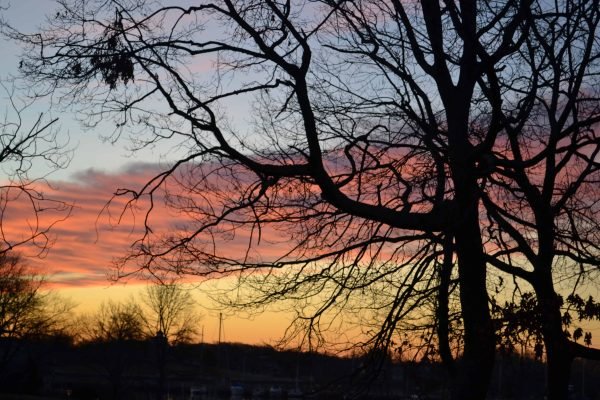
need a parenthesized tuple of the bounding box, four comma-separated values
(0, 0, 293, 345)
(3, 0, 600, 351)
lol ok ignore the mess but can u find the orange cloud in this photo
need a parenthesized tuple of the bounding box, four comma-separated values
(5, 155, 426, 294)
(4, 162, 298, 288)
(2, 163, 171, 287)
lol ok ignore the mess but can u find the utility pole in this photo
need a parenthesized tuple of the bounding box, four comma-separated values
(218, 313, 223, 344)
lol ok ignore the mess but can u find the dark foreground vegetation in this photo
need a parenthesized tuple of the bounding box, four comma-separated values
(0, 336, 599, 400)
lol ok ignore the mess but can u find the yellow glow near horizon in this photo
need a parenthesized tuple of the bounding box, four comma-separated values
(56, 283, 293, 345)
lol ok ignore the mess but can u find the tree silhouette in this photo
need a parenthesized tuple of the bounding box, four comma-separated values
(79, 300, 145, 343)
(470, 2, 600, 397)
(9, 1, 600, 398)
(140, 283, 199, 345)
(0, 251, 73, 378)
(140, 283, 199, 400)
(77, 300, 146, 400)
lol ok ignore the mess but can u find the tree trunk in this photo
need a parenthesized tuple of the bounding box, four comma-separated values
(437, 232, 455, 372)
(452, 203, 495, 400)
(155, 332, 168, 400)
(445, 101, 496, 399)
(536, 284, 574, 400)
(446, 120, 494, 397)
(545, 343, 572, 400)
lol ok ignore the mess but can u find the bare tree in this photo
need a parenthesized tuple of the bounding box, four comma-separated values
(0, 250, 74, 376)
(141, 283, 199, 344)
(79, 300, 145, 343)
(473, 1, 600, 397)
(350, 2, 600, 398)
(77, 299, 146, 400)
(140, 282, 199, 400)
(8, 1, 600, 398)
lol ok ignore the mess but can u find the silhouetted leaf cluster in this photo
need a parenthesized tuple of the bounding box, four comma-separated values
(493, 293, 545, 359)
(566, 294, 600, 322)
(493, 292, 600, 358)
(88, 17, 134, 89)
(562, 294, 600, 346)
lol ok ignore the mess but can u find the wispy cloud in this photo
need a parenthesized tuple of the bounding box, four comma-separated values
(4, 163, 177, 287)
(7, 162, 291, 288)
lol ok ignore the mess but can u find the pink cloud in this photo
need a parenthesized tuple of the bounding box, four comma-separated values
(6, 157, 416, 289)
(5, 162, 297, 288)
(2, 164, 166, 287)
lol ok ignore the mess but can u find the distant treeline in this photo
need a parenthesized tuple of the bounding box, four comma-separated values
(0, 336, 599, 400)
